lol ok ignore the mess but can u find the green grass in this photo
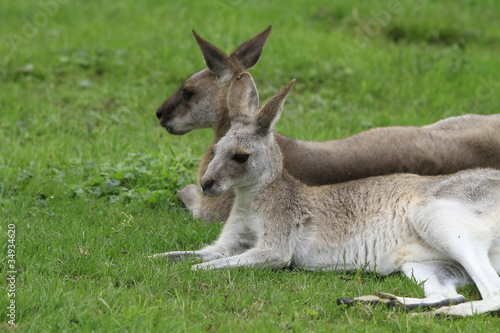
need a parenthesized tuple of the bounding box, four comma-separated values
(1, 0, 499, 331)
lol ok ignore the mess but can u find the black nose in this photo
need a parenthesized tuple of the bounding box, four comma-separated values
(201, 179, 214, 193)
(156, 108, 163, 119)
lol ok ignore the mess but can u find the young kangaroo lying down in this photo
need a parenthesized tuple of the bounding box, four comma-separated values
(156, 27, 500, 223)
(155, 73, 500, 316)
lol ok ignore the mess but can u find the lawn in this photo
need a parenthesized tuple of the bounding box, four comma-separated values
(1, 0, 499, 331)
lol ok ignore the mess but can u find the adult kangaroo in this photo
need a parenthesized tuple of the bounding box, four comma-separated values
(156, 28, 500, 222)
(155, 73, 500, 317)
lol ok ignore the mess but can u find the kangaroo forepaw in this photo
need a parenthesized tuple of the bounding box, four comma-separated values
(149, 251, 202, 262)
(177, 184, 201, 212)
(151, 248, 228, 263)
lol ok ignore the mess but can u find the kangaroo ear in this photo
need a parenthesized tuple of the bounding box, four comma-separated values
(256, 79, 295, 136)
(227, 72, 259, 123)
(230, 26, 272, 70)
(192, 30, 232, 81)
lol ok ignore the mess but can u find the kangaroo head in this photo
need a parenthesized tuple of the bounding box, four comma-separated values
(156, 26, 272, 135)
(201, 73, 295, 197)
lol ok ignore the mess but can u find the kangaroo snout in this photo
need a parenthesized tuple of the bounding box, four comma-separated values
(156, 108, 163, 119)
(156, 103, 175, 122)
(201, 178, 216, 196)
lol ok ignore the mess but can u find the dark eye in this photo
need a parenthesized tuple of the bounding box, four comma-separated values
(182, 88, 194, 101)
(232, 154, 249, 164)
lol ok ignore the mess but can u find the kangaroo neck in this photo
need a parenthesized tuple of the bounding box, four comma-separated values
(213, 118, 231, 141)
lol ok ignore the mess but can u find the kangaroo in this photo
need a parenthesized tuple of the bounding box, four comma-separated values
(156, 26, 272, 222)
(156, 29, 500, 223)
(155, 73, 500, 316)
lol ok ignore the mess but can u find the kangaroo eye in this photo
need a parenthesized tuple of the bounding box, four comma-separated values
(232, 154, 249, 164)
(182, 88, 194, 101)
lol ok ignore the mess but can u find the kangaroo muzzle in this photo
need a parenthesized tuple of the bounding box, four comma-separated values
(201, 178, 216, 196)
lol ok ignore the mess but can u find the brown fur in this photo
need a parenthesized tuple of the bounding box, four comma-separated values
(277, 119, 500, 185)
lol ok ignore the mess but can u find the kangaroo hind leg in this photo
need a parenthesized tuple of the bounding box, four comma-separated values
(417, 201, 500, 316)
(337, 261, 468, 311)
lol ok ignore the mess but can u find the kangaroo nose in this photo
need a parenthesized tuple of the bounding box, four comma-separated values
(201, 179, 215, 193)
(156, 108, 163, 119)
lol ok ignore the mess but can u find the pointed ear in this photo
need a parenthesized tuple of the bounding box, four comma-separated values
(227, 72, 259, 123)
(230, 26, 272, 70)
(192, 30, 232, 80)
(256, 79, 295, 136)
